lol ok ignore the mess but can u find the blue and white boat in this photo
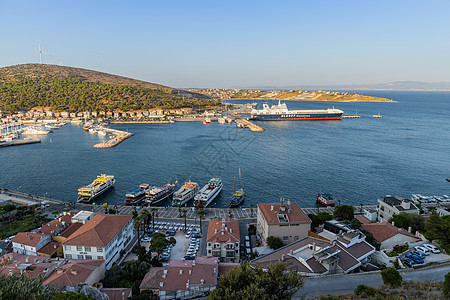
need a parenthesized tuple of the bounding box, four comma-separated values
(124, 184, 151, 205)
(250, 101, 343, 121)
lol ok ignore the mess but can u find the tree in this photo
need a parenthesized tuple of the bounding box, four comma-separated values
(208, 261, 303, 300)
(389, 212, 425, 233)
(443, 272, 450, 298)
(308, 212, 332, 228)
(333, 205, 354, 221)
(381, 267, 402, 286)
(266, 236, 284, 250)
(140, 209, 151, 235)
(151, 207, 158, 231)
(102, 259, 151, 296)
(197, 209, 204, 234)
(180, 208, 188, 232)
(133, 216, 143, 247)
(0, 274, 54, 300)
(149, 232, 176, 255)
(425, 211, 450, 245)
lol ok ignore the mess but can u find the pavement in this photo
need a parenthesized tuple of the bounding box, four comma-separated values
(171, 233, 190, 260)
(294, 263, 450, 299)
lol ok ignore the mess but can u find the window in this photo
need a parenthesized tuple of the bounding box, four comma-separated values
(77, 255, 84, 259)
(97, 256, 104, 260)
(294, 236, 299, 241)
(76, 246, 82, 251)
(85, 255, 92, 259)
(66, 254, 72, 259)
(97, 247, 103, 252)
(208, 250, 211, 254)
(283, 236, 289, 241)
(85, 246, 91, 252)
(207, 243, 211, 247)
(64, 245, 71, 251)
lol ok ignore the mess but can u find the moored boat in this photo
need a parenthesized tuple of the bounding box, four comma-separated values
(218, 118, 225, 124)
(172, 181, 199, 206)
(250, 101, 343, 121)
(229, 168, 245, 208)
(77, 174, 115, 203)
(202, 118, 211, 124)
(22, 126, 50, 135)
(316, 193, 335, 207)
(194, 178, 223, 209)
(125, 184, 151, 205)
(145, 182, 177, 205)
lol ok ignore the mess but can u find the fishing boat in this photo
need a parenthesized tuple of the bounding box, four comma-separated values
(229, 168, 245, 207)
(218, 118, 226, 124)
(373, 113, 382, 118)
(202, 118, 211, 124)
(77, 174, 115, 203)
(316, 193, 335, 207)
(124, 184, 151, 205)
(145, 182, 177, 205)
(172, 181, 199, 206)
(194, 178, 223, 209)
(98, 130, 107, 136)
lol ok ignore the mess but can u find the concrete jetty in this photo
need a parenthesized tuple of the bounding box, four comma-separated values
(232, 113, 265, 132)
(0, 138, 41, 147)
(92, 127, 134, 148)
(111, 120, 174, 124)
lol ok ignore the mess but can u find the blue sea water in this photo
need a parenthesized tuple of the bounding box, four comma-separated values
(1, 91, 449, 208)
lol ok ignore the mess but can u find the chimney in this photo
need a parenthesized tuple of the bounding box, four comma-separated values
(281, 254, 285, 261)
(179, 269, 183, 275)
(289, 250, 293, 255)
(391, 221, 395, 226)
(192, 260, 196, 266)
(230, 228, 232, 234)
(57, 268, 63, 274)
(200, 279, 204, 285)
(213, 267, 216, 274)
(271, 205, 273, 211)
(215, 229, 217, 234)
(313, 242, 316, 251)
(401, 201, 411, 210)
(8, 270, 13, 276)
(70, 270, 78, 276)
(160, 282, 164, 287)
(25, 256, 29, 263)
(189, 269, 191, 274)
(408, 226, 412, 233)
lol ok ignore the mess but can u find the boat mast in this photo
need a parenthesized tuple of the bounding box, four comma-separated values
(238, 168, 242, 190)
(233, 176, 236, 193)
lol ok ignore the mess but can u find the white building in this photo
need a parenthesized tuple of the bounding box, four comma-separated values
(206, 218, 240, 263)
(377, 196, 419, 222)
(11, 232, 51, 256)
(62, 214, 134, 270)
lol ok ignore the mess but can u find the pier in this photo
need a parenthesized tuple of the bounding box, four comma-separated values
(93, 128, 134, 148)
(232, 113, 265, 132)
(111, 120, 174, 124)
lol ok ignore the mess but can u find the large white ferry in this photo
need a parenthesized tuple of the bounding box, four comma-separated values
(194, 178, 223, 209)
(22, 126, 51, 135)
(77, 174, 115, 203)
(172, 181, 199, 207)
(250, 101, 343, 121)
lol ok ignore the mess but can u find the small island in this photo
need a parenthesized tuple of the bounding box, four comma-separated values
(188, 88, 397, 103)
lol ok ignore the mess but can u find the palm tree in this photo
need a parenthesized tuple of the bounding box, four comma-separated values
(181, 208, 188, 232)
(140, 209, 150, 235)
(360, 203, 363, 213)
(250, 204, 254, 218)
(151, 207, 158, 231)
(133, 216, 143, 247)
(197, 209, 204, 234)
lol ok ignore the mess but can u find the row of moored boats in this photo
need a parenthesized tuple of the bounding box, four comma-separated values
(77, 169, 245, 209)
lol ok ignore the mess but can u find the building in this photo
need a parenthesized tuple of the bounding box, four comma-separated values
(43, 259, 105, 290)
(139, 267, 165, 295)
(100, 288, 132, 300)
(437, 204, 450, 216)
(251, 233, 375, 276)
(377, 196, 419, 222)
(157, 257, 219, 300)
(257, 201, 311, 246)
(0, 253, 57, 278)
(71, 211, 96, 224)
(361, 222, 422, 251)
(62, 214, 134, 270)
(38, 211, 78, 238)
(206, 218, 240, 262)
(11, 232, 51, 256)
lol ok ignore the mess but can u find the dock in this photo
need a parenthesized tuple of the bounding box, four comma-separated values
(0, 138, 41, 147)
(93, 127, 134, 149)
(342, 115, 361, 119)
(232, 113, 265, 132)
(110, 121, 174, 124)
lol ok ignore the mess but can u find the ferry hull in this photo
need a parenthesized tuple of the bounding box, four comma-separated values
(250, 113, 343, 121)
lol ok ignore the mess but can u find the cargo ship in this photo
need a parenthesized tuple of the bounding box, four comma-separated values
(250, 101, 343, 121)
(77, 174, 115, 203)
(194, 178, 223, 209)
(172, 181, 199, 207)
(316, 193, 335, 207)
(124, 184, 151, 205)
(229, 168, 245, 208)
(145, 182, 177, 205)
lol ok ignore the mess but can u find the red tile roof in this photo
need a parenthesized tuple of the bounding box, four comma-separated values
(62, 214, 132, 247)
(355, 215, 371, 224)
(207, 219, 240, 244)
(59, 222, 84, 238)
(43, 260, 104, 289)
(101, 288, 132, 299)
(37, 241, 61, 256)
(258, 203, 311, 224)
(361, 222, 420, 242)
(11, 232, 48, 247)
(38, 211, 78, 236)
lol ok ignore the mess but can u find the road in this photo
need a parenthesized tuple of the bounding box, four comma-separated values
(294, 264, 450, 299)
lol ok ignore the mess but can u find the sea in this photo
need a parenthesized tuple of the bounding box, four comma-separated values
(1, 91, 449, 208)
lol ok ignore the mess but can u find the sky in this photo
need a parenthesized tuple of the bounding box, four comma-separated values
(0, 0, 449, 88)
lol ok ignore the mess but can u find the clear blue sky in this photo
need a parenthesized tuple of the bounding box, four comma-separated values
(1, 0, 449, 88)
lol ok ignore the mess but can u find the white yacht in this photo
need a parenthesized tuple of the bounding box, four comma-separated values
(172, 181, 199, 206)
(22, 126, 50, 135)
(194, 178, 223, 209)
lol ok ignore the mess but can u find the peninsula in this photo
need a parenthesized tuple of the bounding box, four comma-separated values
(188, 88, 396, 103)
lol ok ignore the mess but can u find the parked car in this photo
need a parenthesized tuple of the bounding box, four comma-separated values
(185, 232, 191, 238)
(192, 233, 201, 238)
(405, 254, 424, 264)
(140, 237, 151, 242)
(159, 256, 169, 262)
(415, 246, 430, 255)
(184, 255, 195, 260)
(401, 257, 414, 267)
(422, 244, 440, 253)
(410, 250, 425, 259)
(169, 230, 176, 236)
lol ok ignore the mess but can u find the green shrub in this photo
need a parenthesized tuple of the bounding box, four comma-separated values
(444, 272, 450, 298)
(381, 267, 402, 286)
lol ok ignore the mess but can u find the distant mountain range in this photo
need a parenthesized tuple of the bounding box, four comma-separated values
(243, 81, 450, 91)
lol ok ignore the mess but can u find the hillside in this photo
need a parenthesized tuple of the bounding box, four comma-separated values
(189, 88, 395, 102)
(0, 64, 216, 112)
